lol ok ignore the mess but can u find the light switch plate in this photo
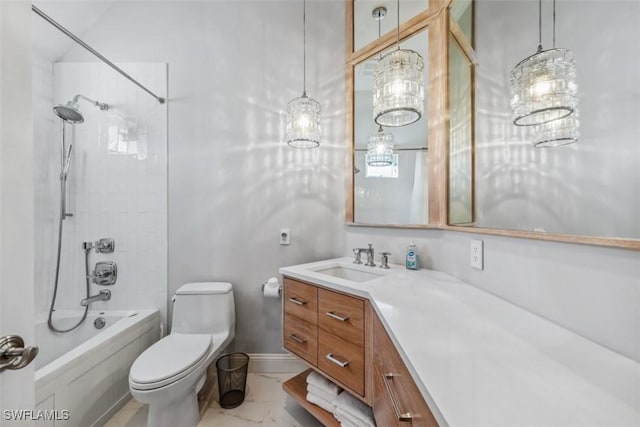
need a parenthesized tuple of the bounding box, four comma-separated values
(280, 228, 290, 245)
(470, 239, 483, 270)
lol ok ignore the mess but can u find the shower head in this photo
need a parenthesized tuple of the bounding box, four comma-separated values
(53, 94, 109, 124)
(54, 100, 84, 124)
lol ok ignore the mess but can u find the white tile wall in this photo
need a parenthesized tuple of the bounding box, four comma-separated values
(34, 62, 167, 323)
(33, 55, 57, 315)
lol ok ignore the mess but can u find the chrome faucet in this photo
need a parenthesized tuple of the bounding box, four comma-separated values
(80, 290, 111, 307)
(353, 248, 365, 264)
(364, 244, 376, 267)
(380, 252, 391, 269)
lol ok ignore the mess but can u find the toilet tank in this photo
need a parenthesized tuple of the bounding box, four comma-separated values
(171, 282, 235, 336)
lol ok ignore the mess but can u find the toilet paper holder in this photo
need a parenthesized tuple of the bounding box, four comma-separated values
(261, 280, 282, 296)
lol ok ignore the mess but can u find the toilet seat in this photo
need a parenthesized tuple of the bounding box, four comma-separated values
(130, 334, 212, 390)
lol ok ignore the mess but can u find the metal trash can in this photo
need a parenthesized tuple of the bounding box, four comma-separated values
(216, 353, 249, 409)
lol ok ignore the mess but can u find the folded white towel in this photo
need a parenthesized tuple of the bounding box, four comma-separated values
(307, 383, 340, 403)
(306, 371, 341, 396)
(335, 392, 375, 427)
(306, 392, 336, 414)
(335, 407, 375, 427)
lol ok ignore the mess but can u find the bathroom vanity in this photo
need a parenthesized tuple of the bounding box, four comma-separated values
(280, 259, 640, 427)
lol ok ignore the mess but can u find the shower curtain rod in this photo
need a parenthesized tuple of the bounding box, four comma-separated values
(32, 5, 166, 104)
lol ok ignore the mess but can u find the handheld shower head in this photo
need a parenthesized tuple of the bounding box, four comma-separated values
(53, 94, 109, 123)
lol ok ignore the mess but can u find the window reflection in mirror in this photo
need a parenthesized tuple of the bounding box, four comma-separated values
(449, 35, 474, 225)
(353, 0, 428, 52)
(353, 29, 429, 225)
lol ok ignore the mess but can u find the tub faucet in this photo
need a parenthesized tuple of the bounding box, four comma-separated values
(80, 290, 111, 307)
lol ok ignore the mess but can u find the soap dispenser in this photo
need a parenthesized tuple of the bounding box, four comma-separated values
(406, 241, 420, 270)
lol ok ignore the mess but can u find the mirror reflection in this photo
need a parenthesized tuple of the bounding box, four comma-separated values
(354, 30, 429, 225)
(452, 0, 640, 239)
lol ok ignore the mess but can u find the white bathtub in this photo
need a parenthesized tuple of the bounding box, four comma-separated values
(35, 309, 161, 427)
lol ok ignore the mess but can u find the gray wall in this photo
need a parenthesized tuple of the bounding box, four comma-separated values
(60, 0, 346, 353)
(474, 0, 640, 237)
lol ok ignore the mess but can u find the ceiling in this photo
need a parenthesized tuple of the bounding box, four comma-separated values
(32, 0, 119, 62)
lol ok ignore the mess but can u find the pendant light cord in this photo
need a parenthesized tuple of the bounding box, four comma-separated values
(396, 0, 400, 50)
(537, 0, 542, 52)
(553, 0, 556, 48)
(302, 0, 307, 96)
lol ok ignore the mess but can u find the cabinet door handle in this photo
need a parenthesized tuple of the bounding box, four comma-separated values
(326, 311, 350, 322)
(288, 333, 307, 344)
(325, 353, 349, 368)
(288, 297, 307, 306)
(382, 373, 412, 422)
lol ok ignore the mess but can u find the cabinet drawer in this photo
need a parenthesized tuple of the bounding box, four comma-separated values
(318, 330, 364, 396)
(318, 288, 365, 347)
(283, 314, 317, 366)
(373, 315, 438, 427)
(284, 278, 318, 325)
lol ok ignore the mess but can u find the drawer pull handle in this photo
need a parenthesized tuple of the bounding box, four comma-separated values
(326, 311, 350, 322)
(288, 297, 307, 306)
(382, 373, 413, 422)
(325, 353, 349, 368)
(288, 334, 307, 344)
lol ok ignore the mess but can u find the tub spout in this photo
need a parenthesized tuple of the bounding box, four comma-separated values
(80, 290, 111, 306)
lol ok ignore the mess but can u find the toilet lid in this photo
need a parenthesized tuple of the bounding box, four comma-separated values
(130, 334, 212, 385)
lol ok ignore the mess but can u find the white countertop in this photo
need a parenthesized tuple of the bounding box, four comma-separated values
(279, 258, 640, 427)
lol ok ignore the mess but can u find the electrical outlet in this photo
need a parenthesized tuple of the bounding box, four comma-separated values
(280, 228, 290, 245)
(470, 239, 483, 270)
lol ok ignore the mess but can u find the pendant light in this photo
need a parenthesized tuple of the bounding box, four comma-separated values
(510, 0, 578, 127)
(367, 7, 395, 166)
(366, 125, 395, 166)
(372, 0, 424, 127)
(533, 107, 579, 147)
(286, 0, 321, 148)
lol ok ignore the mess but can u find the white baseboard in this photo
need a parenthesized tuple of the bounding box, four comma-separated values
(247, 353, 307, 373)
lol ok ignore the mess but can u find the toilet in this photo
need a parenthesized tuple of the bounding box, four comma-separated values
(129, 282, 236, 427)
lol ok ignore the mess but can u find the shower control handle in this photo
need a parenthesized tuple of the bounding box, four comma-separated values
(95, 238, 115, 254)
(88, 261, 117, 286)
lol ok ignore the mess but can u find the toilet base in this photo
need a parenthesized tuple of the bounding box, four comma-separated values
(147, 390, 200, 427)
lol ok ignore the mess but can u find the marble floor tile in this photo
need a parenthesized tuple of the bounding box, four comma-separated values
(105, 372, 324, 427)
(104, 400, 147, 427)
(243, 373, 293, 404)
(262, 401, 324, 427)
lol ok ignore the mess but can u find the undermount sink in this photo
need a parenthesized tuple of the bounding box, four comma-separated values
(313, 265, 383, 282)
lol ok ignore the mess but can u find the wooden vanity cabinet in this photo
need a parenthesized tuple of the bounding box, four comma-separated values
(282, 276, 438, 426)
(372, 314, 439, 427)
(283, 278, 367, 398)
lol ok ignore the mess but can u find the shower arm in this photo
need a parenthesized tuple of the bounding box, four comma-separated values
(73, 95, 109, 111)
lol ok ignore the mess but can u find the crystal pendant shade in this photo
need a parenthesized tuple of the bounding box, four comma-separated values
(286, 94, 321, 148)
(510, 48, 578, 126)
(373, 49, 425, 127)
(366, 127, 394, 166)
(533, 107, 579, 147)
